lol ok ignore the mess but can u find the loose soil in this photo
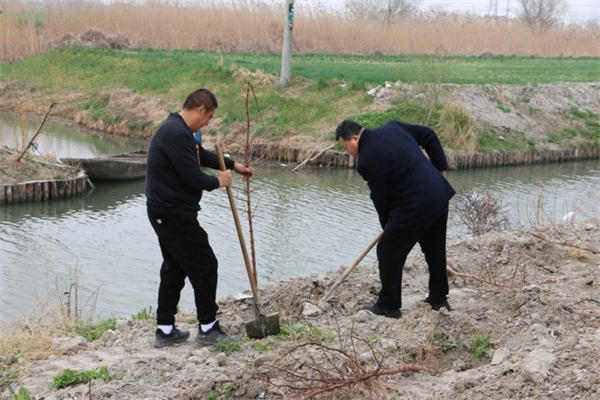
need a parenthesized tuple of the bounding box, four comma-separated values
(1, 219, 598, 399)
(0, 150, 77, 184)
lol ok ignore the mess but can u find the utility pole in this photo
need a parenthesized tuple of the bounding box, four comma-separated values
(280, 0, 295, 88)
(488, 0, 498, 16)
(506, 0, 510, 17)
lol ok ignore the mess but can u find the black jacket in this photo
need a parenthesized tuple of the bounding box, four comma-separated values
(145, 113, 234, 215)
(357, 121, 455, 230)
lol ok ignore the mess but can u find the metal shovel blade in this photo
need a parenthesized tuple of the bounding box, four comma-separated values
(244, 313, 280, 339)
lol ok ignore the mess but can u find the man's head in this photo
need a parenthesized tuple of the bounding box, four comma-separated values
(181, 89, 218, 132)
(335, 119, 363, 157)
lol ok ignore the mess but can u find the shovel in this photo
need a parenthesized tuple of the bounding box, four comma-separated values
(321, 230, 384, 302)
(215, 145, 280, 339)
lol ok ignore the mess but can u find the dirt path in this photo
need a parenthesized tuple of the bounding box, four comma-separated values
(2, 219, 598, 399)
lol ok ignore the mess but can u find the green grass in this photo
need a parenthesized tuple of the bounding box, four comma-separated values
(470, 335, 493, 358)
(253, 341, 270, 354)
(2, 48, 598, 93)
(4, 386, 32, 400)
(0, 366, 20, 388)
(215, 338, 242, 355)
(431, 330, 461, 351)
(131, 306, 154, 321)
(352, 100, 442, 130)
(477, 132, 527, 152)
(53, 367, 121, 389)
(75, 318, 117, 342)
(276, 323, 337, 344)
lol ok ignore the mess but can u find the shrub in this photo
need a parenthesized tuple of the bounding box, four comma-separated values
(53, 367, 121, 389)
(454, 191, 510, 236)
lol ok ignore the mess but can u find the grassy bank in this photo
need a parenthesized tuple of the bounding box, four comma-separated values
(1, 47, 599, 154)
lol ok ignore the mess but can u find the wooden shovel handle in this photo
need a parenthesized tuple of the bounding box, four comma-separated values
(215, 145, 261, 317)
(321, 230, 384, 302)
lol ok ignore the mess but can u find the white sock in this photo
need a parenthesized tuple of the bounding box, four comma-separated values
(201, 321, 216, 333)
(158, 324, 173, 335)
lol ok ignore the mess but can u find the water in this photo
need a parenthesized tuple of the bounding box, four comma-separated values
(1, 114, 599, 325)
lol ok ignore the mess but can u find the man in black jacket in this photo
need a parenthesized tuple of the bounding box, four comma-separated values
(146, 89, 254, 347)
(336, 119, 455, 319)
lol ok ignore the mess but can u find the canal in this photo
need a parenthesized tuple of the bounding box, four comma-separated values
(1, 113, 599, 325)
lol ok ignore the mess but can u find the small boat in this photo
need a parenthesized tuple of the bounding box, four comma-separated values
(61, 150, 147, 181)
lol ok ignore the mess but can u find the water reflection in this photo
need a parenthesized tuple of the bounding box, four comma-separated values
(0, 113, 146, 158)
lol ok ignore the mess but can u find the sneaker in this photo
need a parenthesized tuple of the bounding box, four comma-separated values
(153, 326, 190, 348)
(423, 296, 452, 311)
(360, 304, 402, 319)
(195, 321, 238, 346)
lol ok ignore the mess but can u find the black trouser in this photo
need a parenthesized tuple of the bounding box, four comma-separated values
(148, 210, 219, 326)
(375, 206, 449, 310)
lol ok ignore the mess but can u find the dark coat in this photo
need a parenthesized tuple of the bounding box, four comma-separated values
(146, 113, 234, 215)
(357, 120, 455, 230)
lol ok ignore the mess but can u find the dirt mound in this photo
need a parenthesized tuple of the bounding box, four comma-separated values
(51, 29, 131, 50)
(369, 82, 600, 147)
(2, 219, 598, 399)
(0, 149, 78, 184)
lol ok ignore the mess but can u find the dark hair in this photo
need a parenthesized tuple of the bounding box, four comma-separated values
(183, 88, 218, 111)
(335, 119, 363, 141)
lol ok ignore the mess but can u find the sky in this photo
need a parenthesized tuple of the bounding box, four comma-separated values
(297, 0, 599, 23)
(42, 0, 600, 24)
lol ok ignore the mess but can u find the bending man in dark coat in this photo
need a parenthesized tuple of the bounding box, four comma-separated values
(146, 89, 254, 347)
(336, 119, 455, 319)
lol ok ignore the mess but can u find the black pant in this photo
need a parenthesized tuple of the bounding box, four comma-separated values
(148, 210, 219, 325)
(376, 206, 449, 310)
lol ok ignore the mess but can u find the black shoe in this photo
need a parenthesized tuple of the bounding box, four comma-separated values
(360, 304, 402, 319)
(423, 297, 452, 311)
(153, 326, 190, 348)
(195, 321, 238, 346)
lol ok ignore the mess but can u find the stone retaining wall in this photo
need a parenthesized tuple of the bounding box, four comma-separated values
(0, 174, 88, 205)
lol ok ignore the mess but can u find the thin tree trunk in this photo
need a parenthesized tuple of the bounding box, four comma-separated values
(17, 102, 55, 162)
(244, 82, 258, 287)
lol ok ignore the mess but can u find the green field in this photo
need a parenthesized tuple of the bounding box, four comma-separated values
(1, 47, 599, 149)
(2, 47, 599, 93)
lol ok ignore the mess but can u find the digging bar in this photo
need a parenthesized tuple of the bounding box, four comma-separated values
(215, 145, 280, 339)
(321, 230, 384, 302)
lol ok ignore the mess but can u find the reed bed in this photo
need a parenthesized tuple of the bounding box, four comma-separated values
(1, 0, 599, 65)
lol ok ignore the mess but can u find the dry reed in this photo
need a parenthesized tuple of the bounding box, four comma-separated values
(436, 102, 479, 153)
(1, 0, 599, 65)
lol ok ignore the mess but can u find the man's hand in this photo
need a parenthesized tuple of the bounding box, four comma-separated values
(233, 162, 255, 182)
(217, 170, 232, 188)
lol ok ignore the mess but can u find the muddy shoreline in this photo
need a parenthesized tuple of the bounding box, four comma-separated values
(1, 219, 598, 399)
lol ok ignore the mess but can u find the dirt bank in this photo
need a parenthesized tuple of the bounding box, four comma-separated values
(1, 219, 598, 399)
(1, 82, 599, 169)
(371, 82, 600, 145)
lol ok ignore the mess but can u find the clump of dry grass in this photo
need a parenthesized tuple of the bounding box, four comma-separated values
(436, 102, 478, 153)
(0, 267, 101, 360)
(1, 0, 598, 65)
(568, 248, 591, 262)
